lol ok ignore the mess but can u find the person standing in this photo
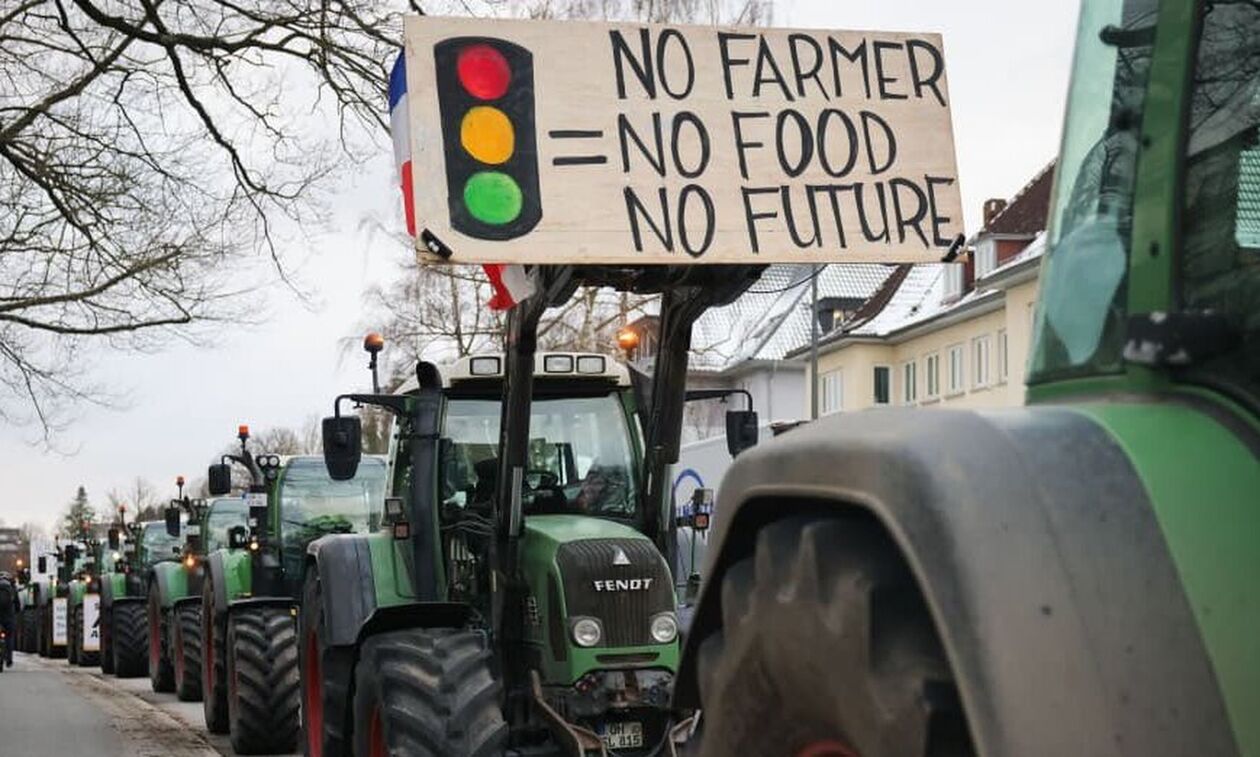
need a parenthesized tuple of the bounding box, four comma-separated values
(0, 572, 17, 667)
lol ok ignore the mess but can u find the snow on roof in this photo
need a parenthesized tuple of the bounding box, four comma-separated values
(690, 264, 892, 372)
(982, 231, 1047, 280)
(839, 233, 1047, 341)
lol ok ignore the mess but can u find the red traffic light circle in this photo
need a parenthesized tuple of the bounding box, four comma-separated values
(457, 44, 511, 100)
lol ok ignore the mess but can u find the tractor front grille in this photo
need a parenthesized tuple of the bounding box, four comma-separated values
(556, 539, 674, 648)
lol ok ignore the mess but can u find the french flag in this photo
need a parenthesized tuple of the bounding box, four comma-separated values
(389, 55, 535, 310)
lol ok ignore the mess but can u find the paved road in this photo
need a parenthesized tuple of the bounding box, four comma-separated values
(0, 653, 292, 757)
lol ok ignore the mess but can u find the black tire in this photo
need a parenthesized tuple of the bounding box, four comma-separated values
(300, 568, 352, 757)
(68, 604, 80, 665)
(147, 584, 174, 692)
(112, 602, 148, 678)
(352, 628, 506, 757)
(226, 605, 300, 754)
(692, 515, 975, 757)
(100, 608, 115, 674)
(201, 575, 229, 734)
(173, 602, 203, 701)
(38, 607, 49, 657)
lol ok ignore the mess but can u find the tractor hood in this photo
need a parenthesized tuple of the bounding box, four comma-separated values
(521, 514, 650, 546)
(519, 514, 679, 685)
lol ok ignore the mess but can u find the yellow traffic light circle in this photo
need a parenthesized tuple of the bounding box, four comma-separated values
(464, 171, 523, 225)
(461, 106, 515, 165)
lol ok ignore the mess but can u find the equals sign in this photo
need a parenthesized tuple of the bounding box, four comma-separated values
(549, 130, 608, 166)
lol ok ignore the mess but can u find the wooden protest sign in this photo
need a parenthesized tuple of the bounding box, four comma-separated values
(402, 15, 963, 265)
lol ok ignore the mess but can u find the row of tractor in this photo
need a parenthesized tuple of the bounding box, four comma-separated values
(17, 336, 731, 756)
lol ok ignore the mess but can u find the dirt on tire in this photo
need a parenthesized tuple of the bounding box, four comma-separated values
(352, 627, 507, 756)
(226, 605, 300, 755)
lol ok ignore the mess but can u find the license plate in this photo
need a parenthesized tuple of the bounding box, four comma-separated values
(600, 721, 644, 749)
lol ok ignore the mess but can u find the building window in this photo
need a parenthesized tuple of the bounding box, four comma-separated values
(873, 365, 891, 405)
(947, 344, 965, 394)
(997, 329, 1009, 383)
(943, 264, 964, 300)
(819, 370, 843, 415)
(901, 361, 917, 404)
(975, 238, 998, 277)
(925, 353, 940, 398)
(972, 335, 992, 388)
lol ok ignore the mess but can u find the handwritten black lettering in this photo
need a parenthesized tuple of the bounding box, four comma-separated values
(718, 32, 756, 100)
(610, 29, 655, 99)
(670, 112, 711, 178)
(872, 41, 907, 100)
(624, 186, 672, 251)
(731, 111, 770, 180)
(657, 29, 696, 99)
(678, 185, 716, 256)
(907, 39, 947, 106)
(617, 113, 665, 176)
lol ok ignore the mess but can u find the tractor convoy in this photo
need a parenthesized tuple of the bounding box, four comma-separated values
(10, 3, 1259, 756)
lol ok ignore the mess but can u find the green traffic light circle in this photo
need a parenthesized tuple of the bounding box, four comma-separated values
(464, 171, 523, 226)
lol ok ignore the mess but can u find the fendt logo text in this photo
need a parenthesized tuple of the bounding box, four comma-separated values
(592, 578, 654, 592)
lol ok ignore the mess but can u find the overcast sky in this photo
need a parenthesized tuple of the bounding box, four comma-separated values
(0, 1, 1080, 534)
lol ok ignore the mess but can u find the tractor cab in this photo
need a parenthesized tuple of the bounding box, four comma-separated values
(1027, 0, 1260, 408)
(134, 521, 182, 569)
(275, 455, 387, 594)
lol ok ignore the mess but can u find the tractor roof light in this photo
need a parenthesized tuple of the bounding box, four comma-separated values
(238, 424, 250, 441)
(571, 617, 603, 648)
(363, 331, 385, 354)
(617, 327, 640, 353)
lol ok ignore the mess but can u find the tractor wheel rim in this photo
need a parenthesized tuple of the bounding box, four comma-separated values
(369, 704, 387, 757)
(796, 742, 861, 757)
(305, 631, 323, 757)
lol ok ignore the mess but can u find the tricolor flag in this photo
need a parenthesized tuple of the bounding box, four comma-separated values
(389, 55, 535, 310)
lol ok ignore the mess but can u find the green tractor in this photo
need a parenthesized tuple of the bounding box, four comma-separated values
(674, 2, 1260, 756)
(199, 426, 386, 754)
(99, 515, 146, 676)
(153, 490, 250, 701)
(141, 479, 205, 696)
(100, 508, 183, 679)
(305, 313, 757, 755)
(15, 569, 38, 654)
(65, 538, 106, 668)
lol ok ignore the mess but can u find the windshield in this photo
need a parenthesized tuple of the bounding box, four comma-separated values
(141, 522, 182, 566)
(1029, 0, 1158, 382)
(204, 498, 248, 552)
(278, 457, 387, 549)
(440, 393, 639, 520)
(1180, 2, 1260, 405)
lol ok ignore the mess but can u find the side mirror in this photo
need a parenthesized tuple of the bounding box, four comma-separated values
(107, 528, 120, 550)
(725, 409, 760, 457)
(227, 525, 249, 550)
(207, 463, 232, 496)
(322, 415, 362, 481)
(165, 505, 182, 537)
(37, 556, 46, 574)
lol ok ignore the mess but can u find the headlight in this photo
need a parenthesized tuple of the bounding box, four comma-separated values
(650, 613, 678, 644)
(571, 617, 603, 648)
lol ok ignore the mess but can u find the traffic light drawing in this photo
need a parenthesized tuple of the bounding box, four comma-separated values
(434, 37, 542, 241)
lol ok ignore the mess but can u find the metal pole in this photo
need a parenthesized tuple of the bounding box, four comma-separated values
(810, 265, 820, 420)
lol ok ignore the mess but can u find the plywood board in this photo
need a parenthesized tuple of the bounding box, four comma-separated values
(402, 16, 964, 265)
